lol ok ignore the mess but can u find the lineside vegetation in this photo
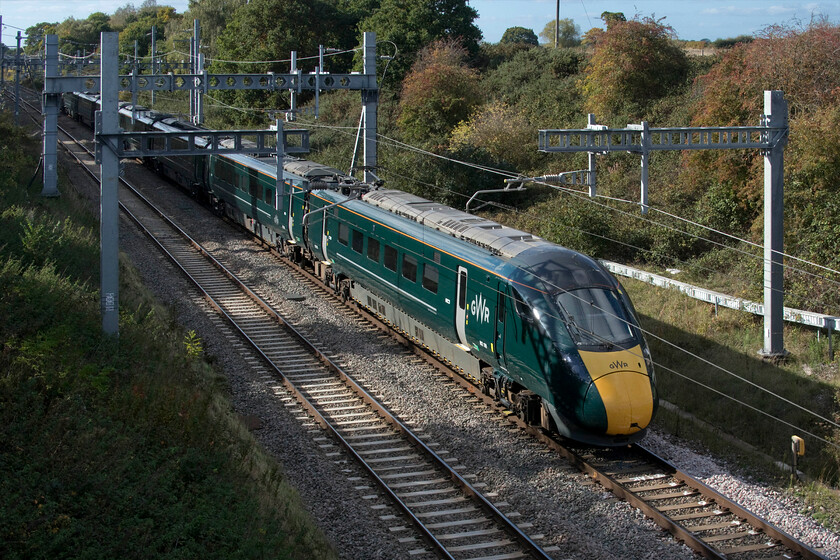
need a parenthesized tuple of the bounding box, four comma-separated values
(0, 112, 335, 559)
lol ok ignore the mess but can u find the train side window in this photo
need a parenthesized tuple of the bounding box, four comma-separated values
(384, 245, 397, 271)
(222, 161, 235, 185)
(422, 263, 438, 293)
(338, 223, 349, 246)
(511, 288, 532, 320)
(249, 173, 259, 197)
(351, 229, 363, 253)
(264, 188, 274, 207)
(367, 238, 380, 262)
(402, 254, 417, 282)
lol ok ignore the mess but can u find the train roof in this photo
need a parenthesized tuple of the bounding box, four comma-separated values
(363, 189, 547, 259)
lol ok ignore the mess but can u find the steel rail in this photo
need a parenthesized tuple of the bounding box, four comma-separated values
(42, 106, 553, 560)
(280, 252, 830, 560)
(19, 90, 827, 560)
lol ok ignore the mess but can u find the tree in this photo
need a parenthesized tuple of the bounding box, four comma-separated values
(213, 0, 352, 125)
(181, 0, 247, 56)
(600, 11, 626, 29)
(686, 20, 840, 219)
(579, 17, 688, 121)
(358, 0, 482, 85)
(450, 101, 538, 170)
(539, 18, 580, 47)
(500, 26, 538, 46)
(118, 6, 177, 58)
(398, 39, 482, 145)
(23, 22, 58, 55)
(110, 3, 139, 30)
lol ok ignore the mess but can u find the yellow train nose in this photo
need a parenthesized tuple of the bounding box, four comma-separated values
(578, 345, 655, 436)
(593, 371, 654, 435)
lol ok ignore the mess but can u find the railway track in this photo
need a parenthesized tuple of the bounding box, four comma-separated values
(338, 268, 831, 560)
(16, 93, 558, 560)
(9, 87, 833, 559)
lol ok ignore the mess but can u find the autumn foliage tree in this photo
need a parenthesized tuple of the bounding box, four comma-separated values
(500, 26, 538, 46)
(397, 39, 482, 145)
(579, 17, 688, 121)
(449, 101, 538, 171)
(358, 0, 482, 84)
(686, 20, 840, 284)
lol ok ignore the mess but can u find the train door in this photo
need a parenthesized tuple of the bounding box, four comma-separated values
(495, 284, 508, 371)
(287, 190, 295, 240)
(455, 266, 468, 346)
(320, 211, 329, 261)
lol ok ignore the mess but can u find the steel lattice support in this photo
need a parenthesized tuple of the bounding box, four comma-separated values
(98, 32, 120, 336)
(539, 92, 790, 357)
(43, 30, 378, 335)
(41, 35, 60, 197)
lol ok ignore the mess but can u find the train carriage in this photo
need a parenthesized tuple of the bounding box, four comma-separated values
(61, 90, 658, 446)
(306, 187, 656, 445)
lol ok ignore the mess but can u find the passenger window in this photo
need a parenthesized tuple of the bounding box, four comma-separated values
(264, 188, 274, 206)
(367, 238, 380, 261)
(351, 229, 363, 253)
(402, 254, 417, 282)
(249, 173, 259, 197)
(338, 223, 349, 246)
(384, 245, 397, 271)
(422, 263, 438, 293)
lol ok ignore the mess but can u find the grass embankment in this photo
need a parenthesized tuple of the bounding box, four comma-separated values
(625, 280, 840, 529)
(0, 112, 336, 559)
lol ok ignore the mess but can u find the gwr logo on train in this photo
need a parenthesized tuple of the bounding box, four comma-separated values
(470, 294, 491, 324)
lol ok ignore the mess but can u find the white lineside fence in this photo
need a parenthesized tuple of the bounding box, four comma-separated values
(602, 260, 839, 358)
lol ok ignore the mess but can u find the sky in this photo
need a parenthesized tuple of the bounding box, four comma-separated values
(1, 0, 839, 46)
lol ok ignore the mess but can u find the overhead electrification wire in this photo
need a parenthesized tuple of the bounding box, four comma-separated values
(372, 129, 840, 297)
(150, 100, 838, 448)
(191, 80, 840, 299)
(278, 118, 838, 302)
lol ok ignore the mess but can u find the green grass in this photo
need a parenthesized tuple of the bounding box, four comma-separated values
(0, 112, 336, 560)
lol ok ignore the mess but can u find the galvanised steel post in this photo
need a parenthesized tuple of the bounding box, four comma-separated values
(276, 117, 285, 206)
(132, 40, 139, 111)
(99, 32, 120, 336)
(15, 31, 21, 125)
(196, 52, 205, 125)
(289, 51, 297, 121)
(639, 121, 650, 214)
(150, 25, 156, 105)
(41, 35, 60, 197)
(362, 31, 377, 184)
(587, 114, 597, 198)
(192, 18, 199, 125)
(1, 15, 5, 92)
(761, 90, 788, 358)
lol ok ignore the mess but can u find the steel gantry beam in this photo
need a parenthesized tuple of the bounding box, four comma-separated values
(43, 30, 379, 336)
(539, 92, 790, 358)
(42, 31, 380, 198)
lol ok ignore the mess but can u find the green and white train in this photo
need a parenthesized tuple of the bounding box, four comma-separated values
(65, 92, 658, 446)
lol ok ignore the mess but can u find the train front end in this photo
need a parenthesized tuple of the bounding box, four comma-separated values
(513, 249, 657, 446)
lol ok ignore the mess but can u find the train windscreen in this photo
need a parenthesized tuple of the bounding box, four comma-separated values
(555, 288, 638, 349)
